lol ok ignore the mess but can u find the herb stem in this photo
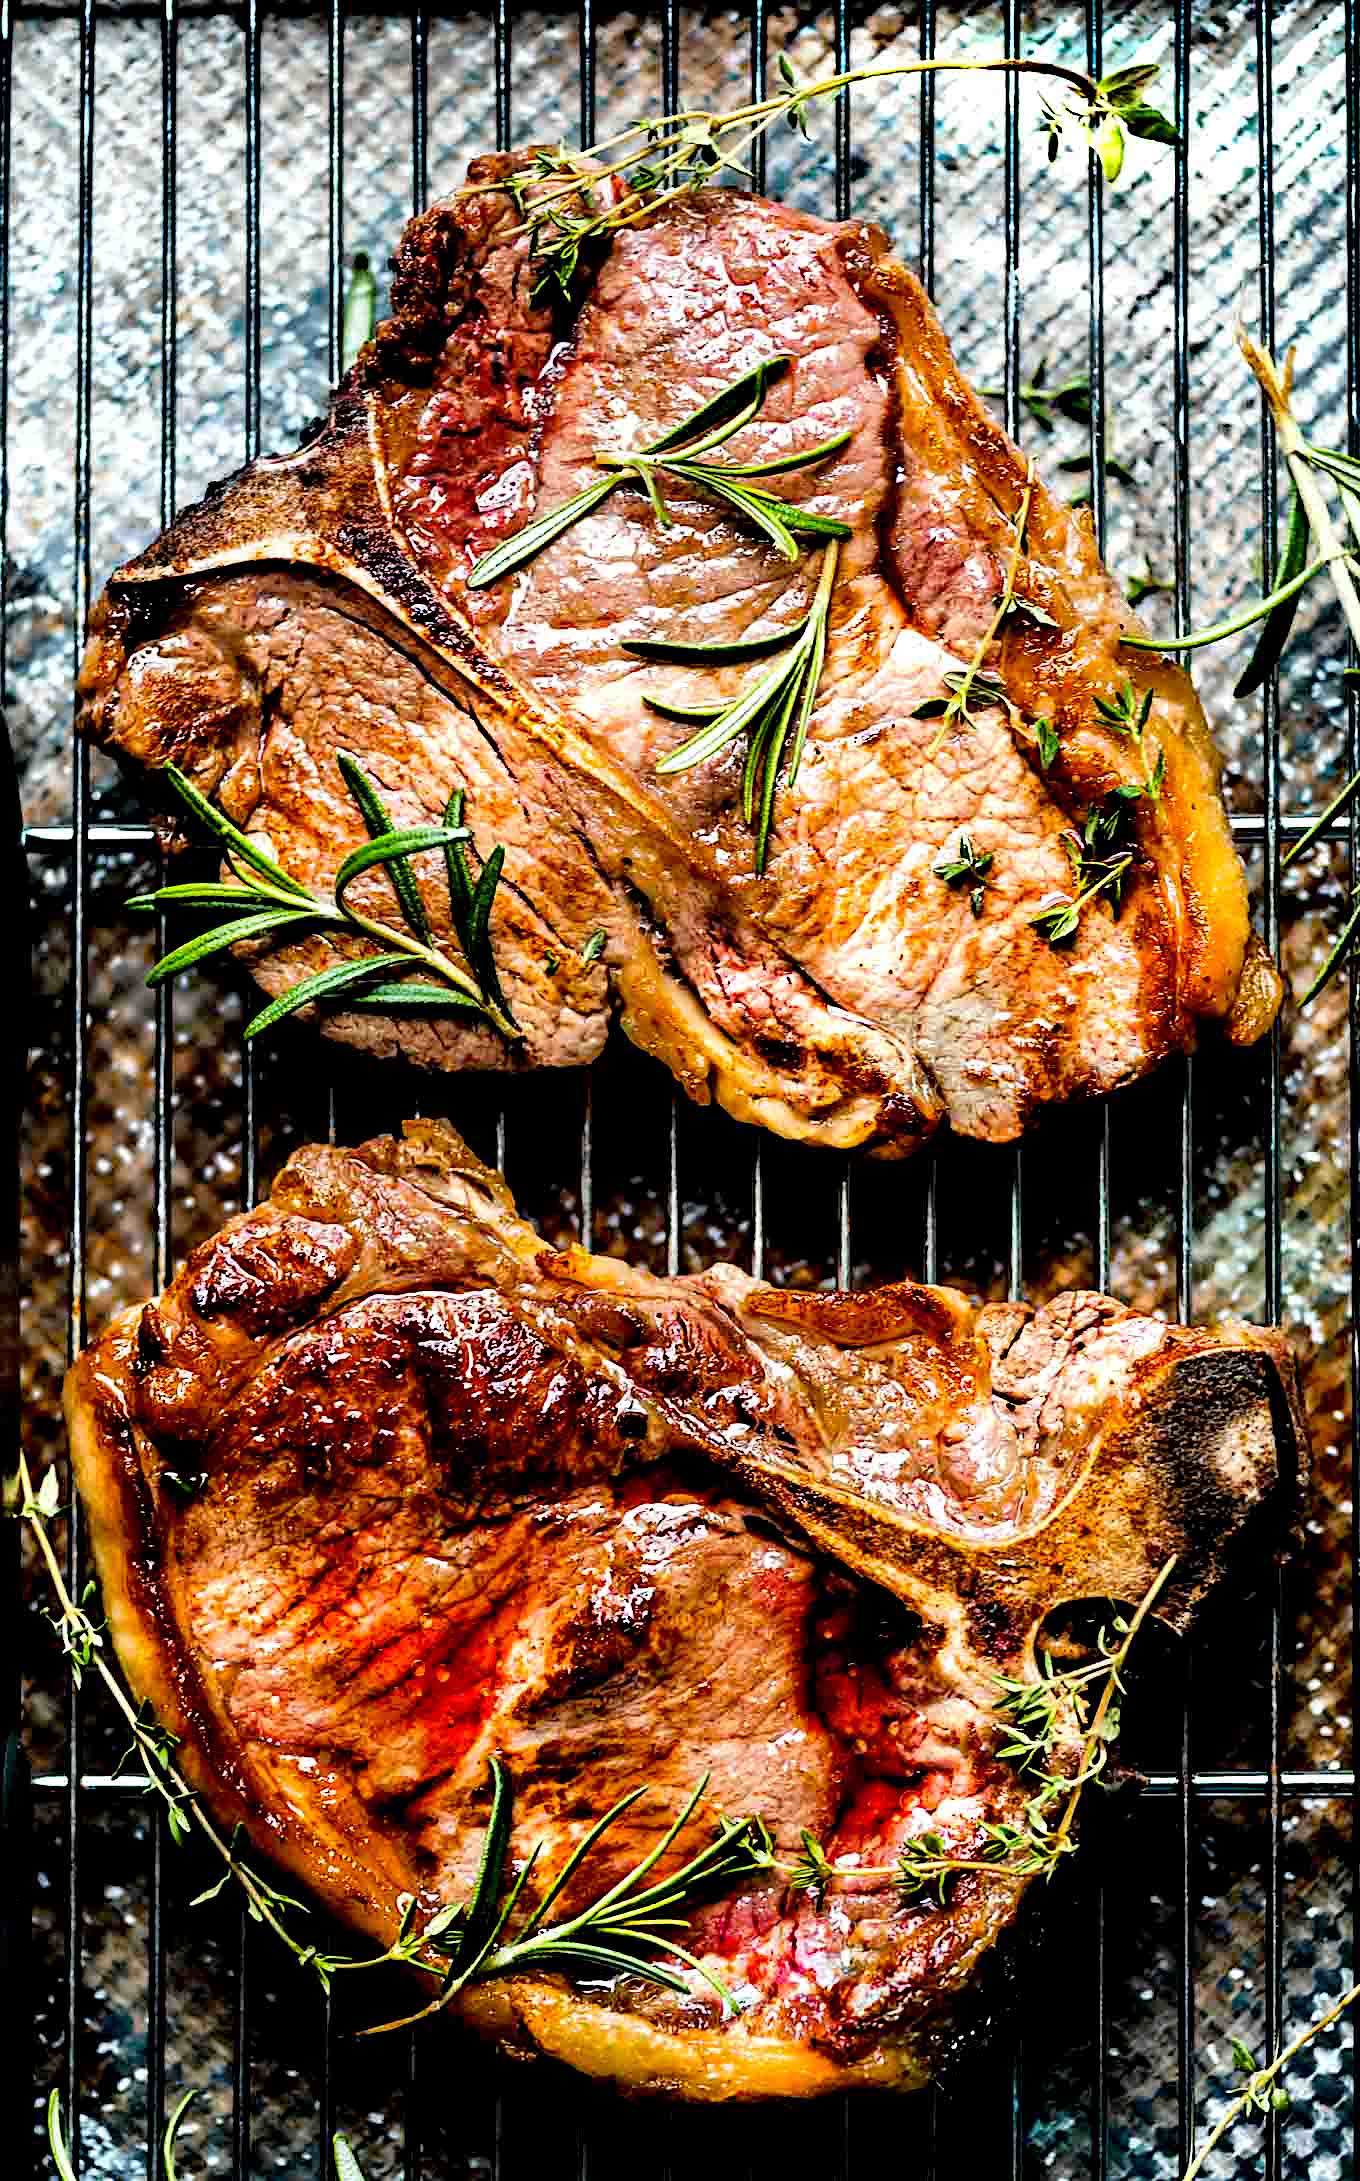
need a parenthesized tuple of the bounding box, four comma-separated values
(1048, 1555, 1175, 1863)
(1120, 552, 1343, 653)
(339, 902, 520, 1039)
(1240, 329, 1360, 660)
(1180, 1980, 1360, 2181)
(14, 1458, 308, 1962)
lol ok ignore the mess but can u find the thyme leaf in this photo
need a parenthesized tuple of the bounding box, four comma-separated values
(934, 833, 994, 916)
(129, 760, 520, 1043)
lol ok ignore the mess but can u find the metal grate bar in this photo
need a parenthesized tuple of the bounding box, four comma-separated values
(1347, 0, 1360, 2148)
(33, 1765, 1357, 1800)
(1171, 0, 1198, 2167)
(62, 0, 98, 2163)
(1252, 6, 1287, 2175)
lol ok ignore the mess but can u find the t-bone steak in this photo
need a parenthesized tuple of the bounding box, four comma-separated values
(65, 1121, 1305, 2098)
(77, 164, 1280, 1156)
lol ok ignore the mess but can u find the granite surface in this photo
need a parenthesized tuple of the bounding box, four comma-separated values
(11, 2, 1356, 2174)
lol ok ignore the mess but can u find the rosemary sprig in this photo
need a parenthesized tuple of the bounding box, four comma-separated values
(479, 55, 1174, 304)
(912, 477, 1035, 755)
(467, 354, 850, 589)
(127, 758, 520, 1043)
(645, 539, 840, 872)
(363, 1761, 767, 2036)
(1180, 1983, 1360, 2180)
(341, 251, 377, 372)
(934, 833, 994, 916)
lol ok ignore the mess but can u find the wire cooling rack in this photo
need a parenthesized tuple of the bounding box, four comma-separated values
(4, 0, 1357, 2175)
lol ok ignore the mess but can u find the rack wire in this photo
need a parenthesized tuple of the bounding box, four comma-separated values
(4, 1, 1355, 2176)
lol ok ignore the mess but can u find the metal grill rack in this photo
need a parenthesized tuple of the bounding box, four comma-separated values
(4, 1, 1357, 2175)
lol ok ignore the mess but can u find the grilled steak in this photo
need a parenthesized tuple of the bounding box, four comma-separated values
(65, 1121, 1304, 2098)
(77, 165, 1279, 1156)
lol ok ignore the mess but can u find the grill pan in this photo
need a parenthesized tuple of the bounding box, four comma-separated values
(4, 0, 1357, 2174)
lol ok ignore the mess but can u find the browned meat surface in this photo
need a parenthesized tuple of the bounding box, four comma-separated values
(66, 1121, 1304, 2098)
(77, 161, 1279, 1155)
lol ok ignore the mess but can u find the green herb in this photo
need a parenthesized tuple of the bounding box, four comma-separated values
(784, 1561, 1175, 1909)
(1093, 678, 1164, 803)
(934, 833, 994, 916)
(467, 355, 850, 589)
(360, 1759, 767, 2035)
(788, 1828, 835, 1906)
(1179, 1984, 1360, 2180)
(1060, 446, 1137, 504)
(912, 479, 1036, 753)
(127, 758, 520, 1043)
(162, 1468, 207, 1501)
(46, 2088, 372, 2181)
(1125, 568, 1173, 609)
(341, 251, 377, 373)
(647, 539, 840, 872)
(581, 928, 607, 963)
(482, 55, 1174, 305)
(980, 358, 1091, 433)
(1031, 800, 1137, 946)
(1035, 714, 1061, 769)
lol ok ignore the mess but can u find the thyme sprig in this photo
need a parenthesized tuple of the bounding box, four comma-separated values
(775, 1560, 1175, 1909)
(1031, 801, 1137, 947)
(1095, 678, 1165, 804)
(1180, 1983, 1360, 2180)
(467, 354, 850, 589)
(934, 833, 994, 916)
(642, 538, 840, 872)
(128, 756, 520, 1043)
(480, 55, 1174, 304)
(13, 1456, 321, 1956)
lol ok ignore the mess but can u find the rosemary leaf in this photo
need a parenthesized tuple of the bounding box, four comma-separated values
(145, 907, 320, 987)
(332, 823, 472, 911)
(624, 624, 802, 665)
(333, 2138, 372, 2181)
(47, 2094, 78, 2181)
(341, 251, 377, 373)
(155, 762, 314, 899)
(242, 952, 415, 1041)
(645, 355, 792, 455)
(162, 2090, 199, 2181)
(714, 426, 854, 478)
(466, 473, 621, 589)
(348, 981, 491, 1011)
(1234, 483, 1311, 697)
(337, 751, 435, 943)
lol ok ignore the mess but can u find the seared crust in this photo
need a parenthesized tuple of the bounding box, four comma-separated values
(65, 1121, 1305, 2098)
